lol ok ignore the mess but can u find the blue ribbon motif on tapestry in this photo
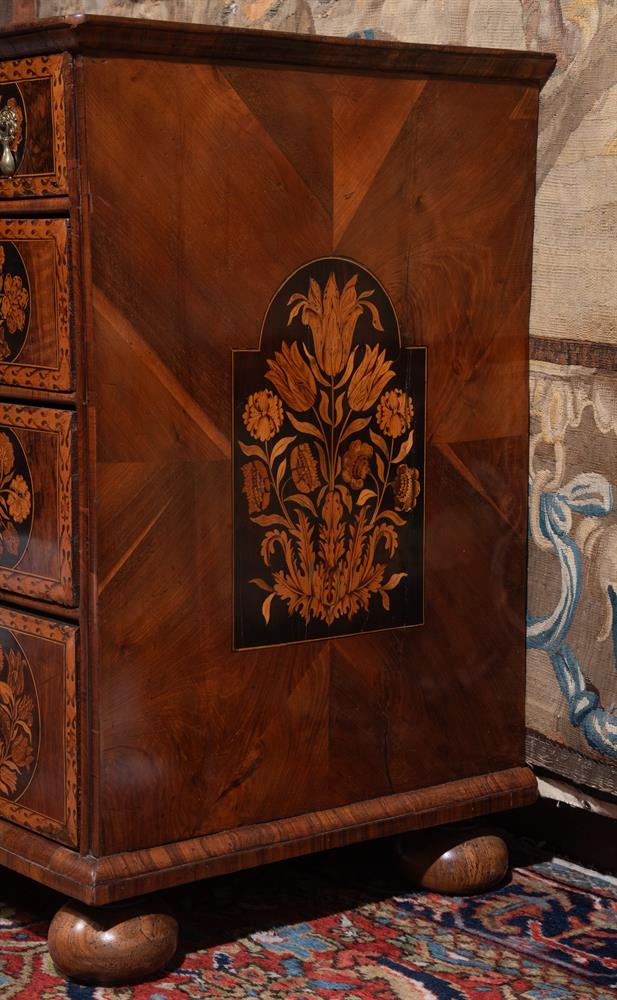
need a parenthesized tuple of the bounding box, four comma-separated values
(527, 474, 617, 759)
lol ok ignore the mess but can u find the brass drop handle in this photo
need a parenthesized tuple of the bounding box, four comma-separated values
(0, 105, 18, 177)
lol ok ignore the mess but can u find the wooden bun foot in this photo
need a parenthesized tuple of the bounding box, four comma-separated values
(396, 825, 509, 894)
(48, 897, 178, 984)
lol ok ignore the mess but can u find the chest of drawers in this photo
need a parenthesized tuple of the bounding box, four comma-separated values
(0, 14, 554, 984)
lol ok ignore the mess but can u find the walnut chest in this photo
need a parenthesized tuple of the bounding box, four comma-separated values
(0, 13, 554, 982)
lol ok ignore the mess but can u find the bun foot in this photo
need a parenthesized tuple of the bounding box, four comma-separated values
(396, 825, 509, 894)
(48, 897, 178, 984)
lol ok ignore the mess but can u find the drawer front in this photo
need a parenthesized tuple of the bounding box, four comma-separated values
(0, 606, 77, 846)
(0, 54, 69, 199)
(0, 218, 72, 392)
(0, 403, 76, 606)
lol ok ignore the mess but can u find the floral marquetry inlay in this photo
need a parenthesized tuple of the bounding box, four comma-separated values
(0, 428, 32, 569)
(0, 628, 39, 801)
(233, 258, 425, 649)
(0, 242, 30, 363)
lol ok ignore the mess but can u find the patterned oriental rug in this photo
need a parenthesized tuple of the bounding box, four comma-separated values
(0, 843, 615, 999)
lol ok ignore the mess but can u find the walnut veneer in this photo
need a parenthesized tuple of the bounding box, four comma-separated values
(0, 13, 554, 982)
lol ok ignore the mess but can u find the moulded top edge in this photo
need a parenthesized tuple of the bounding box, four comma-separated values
(0, 13, 556, 87)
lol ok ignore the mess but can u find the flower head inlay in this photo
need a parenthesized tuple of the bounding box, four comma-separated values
(243, 390, 284, 442)
(0, 636, 37, 801)
(377, 389, 414, 438)
(266, 341, 317, 411)
(0, 241, 29, 362)
(287, 272, 384, 377)
(0, 430, 33, 567)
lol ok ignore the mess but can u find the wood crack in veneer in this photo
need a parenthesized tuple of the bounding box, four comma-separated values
(0, 14, 554, 986)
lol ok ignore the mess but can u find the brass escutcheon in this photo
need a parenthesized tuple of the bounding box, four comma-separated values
(0, 105, 19, 177)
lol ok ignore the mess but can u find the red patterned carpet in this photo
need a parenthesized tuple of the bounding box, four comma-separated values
(0, 842, 615, 998)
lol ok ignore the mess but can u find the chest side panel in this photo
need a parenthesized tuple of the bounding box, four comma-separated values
(85, 55, 538, 854)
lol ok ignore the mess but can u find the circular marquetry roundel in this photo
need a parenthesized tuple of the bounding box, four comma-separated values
(0, 627, 39, 801)
(0, 240, 31, 363)
(0, 427, 33, 569)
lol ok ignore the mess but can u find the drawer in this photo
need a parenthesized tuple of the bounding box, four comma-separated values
(0, 403, 76, 606)
(0, 218, 72, 392)
(0, 54, 69, 199)
(0, 606, 77, 846)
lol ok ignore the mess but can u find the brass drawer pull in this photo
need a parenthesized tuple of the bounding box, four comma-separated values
(0, 103, 18, 176)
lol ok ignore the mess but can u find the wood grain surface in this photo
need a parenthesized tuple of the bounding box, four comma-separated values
(0, 605, 77, 845)
(396, 825, 510, 894)
(83, 54, 539, 856)
(0, 218, 72, 392)
(0, 765, 535, 904)
(0, 53, 69, 199)
(48, 898, 178, 984)
(7, 0, 614, 810)
(0, 19, 546, 907)
(0, 402, 76, 606)
(0, 16, 555, 86)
